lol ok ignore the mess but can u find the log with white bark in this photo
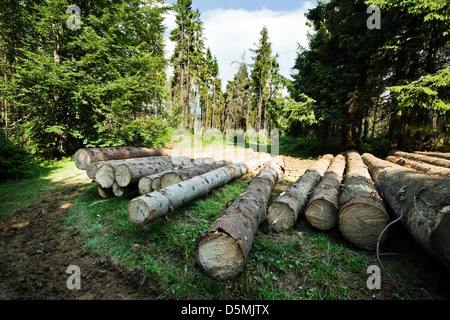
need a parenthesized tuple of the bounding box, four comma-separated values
(386, 156, 450, 179)
(138, 170, 175, 195)
(74, 147, 171, 170)
(362, 153, 450, 270)
(128, 164, 246, 226)
(114, 160, 175, 188)
(195, 164, 281, 281)
(267, 154, 334, 231)
(160, 163, 226, 189)
(414, 151, 450, 161)
(338, 150, 390, 251)
(304, 154, 346, 231)
(389, 150, 450, 169)
(87, 156, 173, 181)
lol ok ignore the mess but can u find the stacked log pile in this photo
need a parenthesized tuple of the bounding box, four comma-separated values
(386, 150, 450, 179)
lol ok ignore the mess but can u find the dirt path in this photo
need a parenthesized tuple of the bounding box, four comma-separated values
(0, 173, 164, 300)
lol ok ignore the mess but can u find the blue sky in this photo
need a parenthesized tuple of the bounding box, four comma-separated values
(163, 1, 317, 87)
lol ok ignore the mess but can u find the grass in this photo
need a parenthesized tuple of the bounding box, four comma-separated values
(2, 145, 448, 300)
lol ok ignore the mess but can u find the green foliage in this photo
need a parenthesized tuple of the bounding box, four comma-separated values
(0, 132, 34, 181)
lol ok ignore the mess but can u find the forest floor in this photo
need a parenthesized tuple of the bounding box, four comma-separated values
(0, 154, 449, 303)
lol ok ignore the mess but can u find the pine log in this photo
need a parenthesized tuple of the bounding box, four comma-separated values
(97, 184, 113, 199)
(414, 151, 450, 161)
(74, 147, 171, 170)
(305, 154, 346, 231)
(128, 164, 246, 225)
(160, 163, 227, 189)
(389, 150, 450, 169)
(112, 182, 137, 197)
(87, 156, 173, 181)
(362, 153, 450, 270)
(338, 150, 390, 251)
(115, 160, 175, 188)
(386, 156, 450, 179)
(138, 170, 174, 195)
(195, 165, 281, 281)
(267, 154, 334, 231)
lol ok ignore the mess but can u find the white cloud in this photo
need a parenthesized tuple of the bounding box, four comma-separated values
(163, 2, 314, 90)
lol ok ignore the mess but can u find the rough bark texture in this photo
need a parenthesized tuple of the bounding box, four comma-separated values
(267, 154, 334, 231)
(389, 150, 450, 169)
(128, 164, 245, 226)
(115, 161, 175, 188)
(74, 147, 170, 170)
(386, 156, 450, 179)
(305, 154, 346, 231)
(414, 151, 450, 161)
(195, 165, 281, 281)
(362, 153, 450, 270)
(338, 150, 390, 251)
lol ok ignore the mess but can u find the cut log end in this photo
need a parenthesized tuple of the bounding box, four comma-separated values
(196, 232, 245, 281)
(74, 149, 90, 170)
(128, 198, 153, 225)
(95, 165, 115, 188)
(160, 172, 183, 189)
(267, 202, 296, 231)
(97, 185, 112, 199)
(115, 164, 132, 187)
(339, 203, 390, 251)
(305, 199, 338, 231)
(138, 177, 153, 195)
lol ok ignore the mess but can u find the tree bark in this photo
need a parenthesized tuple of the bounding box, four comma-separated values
(267, 154, 334, 231)
(74, 147, 171, 170)
(115, 161, 175, 188)
(413, 151, 450, 161)
(160, 163, 225, 189)
(128, 164, 246, 226)
(195, 165, 281, 281)
(389, 150, 450, 169)
(386, 156, 450, 179)
(338, 150, 390, 251)
(305, 154, 346, 231)
(362, 153, 450, 271)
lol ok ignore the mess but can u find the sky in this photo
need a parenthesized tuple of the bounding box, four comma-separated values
(163, 1, 317, 89)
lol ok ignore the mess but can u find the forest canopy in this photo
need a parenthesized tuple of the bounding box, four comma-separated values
(1, 0, 449, 164)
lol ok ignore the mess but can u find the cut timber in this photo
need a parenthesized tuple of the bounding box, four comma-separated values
(128, 164, 245, 225)
(160, 163, 225, 189)
(195, 165, 281, 281)
(389, 150, 450, 169)
(112, 182, 136, 197)
(305, 154, 346, 231)
(138, 170, 174, 195)
(94, 156, 173, 188)
(338, 150, 390, 251)
(414, 151, 450, 161)
(267, 154, 334, 231)
(74, 147, 170, 170)
(115, 161, 174, 188)
(97, 184, 113, 199)
(362, 153, 450, 271)
(386, 156, 450, 179)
